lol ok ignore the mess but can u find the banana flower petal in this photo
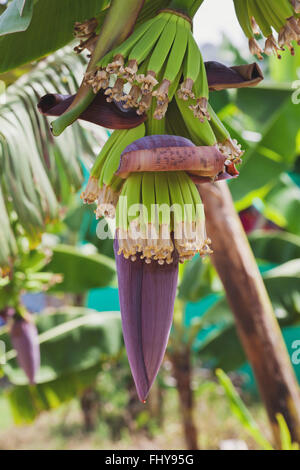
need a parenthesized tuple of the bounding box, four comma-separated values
(37, 91, 146, 129)
(10, 318, 40, 384)
(206, 61, 264, 91)
(114, 238, 178, 402)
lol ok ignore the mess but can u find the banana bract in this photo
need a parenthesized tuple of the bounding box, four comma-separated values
(10, 317, 40, 384)
(114, 237, 178, 402)
(233, 0, 300, 59)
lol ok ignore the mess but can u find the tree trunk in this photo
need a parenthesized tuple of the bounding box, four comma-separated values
(80, 387, 100, 432)
(169, 347, 199, 450)
(198, 181, 300, 447)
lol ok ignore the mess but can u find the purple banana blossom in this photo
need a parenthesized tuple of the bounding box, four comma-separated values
(10, 318, 40, 384)
(0, 307, 15, 322)
(114, 238, 178, 402)
(37, 91, 146, 129)
(37, 62, 263, 129)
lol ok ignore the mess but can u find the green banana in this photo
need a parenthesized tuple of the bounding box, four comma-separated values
(147, 15, 178, 77)
(175, 95, 217, 146)
(128, 15, 167, 66)
(101, 124, 145, 187)
(97, 16, 161, 68)
(233, 0, 253, 38)
(248, 0, 273, 37)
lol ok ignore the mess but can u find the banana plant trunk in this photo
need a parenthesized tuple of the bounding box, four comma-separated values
(169, 346, 199, 450)
(198, 181, 300, 447)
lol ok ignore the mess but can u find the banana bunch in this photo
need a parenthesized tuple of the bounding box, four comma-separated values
(81, 96, 243, 223)
(115, 170, 211, 265)
(167, 96, 243, 163)
(233, 0, 300, 59)
(85, 9, 210, 122)
(81, 124, 146, 218)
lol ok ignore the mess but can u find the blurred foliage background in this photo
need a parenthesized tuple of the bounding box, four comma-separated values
(0, 0, 300, 450)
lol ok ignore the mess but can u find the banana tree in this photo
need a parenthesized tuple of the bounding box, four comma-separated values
(1, 0, 300, 448)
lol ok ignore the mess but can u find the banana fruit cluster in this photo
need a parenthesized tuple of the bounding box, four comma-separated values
(81, 98, 243, 220)
(115, 170, 211, 265)
(84, 10, 209, 122)
(81, 124, 146, 218)
(233, 0, 300, 59)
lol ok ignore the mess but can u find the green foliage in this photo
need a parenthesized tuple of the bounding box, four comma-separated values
(0, 0, 34, 36)
(217, 370, 300, 450)
(249, 231, 300, 265)
(229, 86, 300, 204)
(0, 48, 102, 260)
(178, 257, 221, 302)
(0, 0, 110, 73)
(263, 259, 300, 324)
(276, 413, 300, 450)
(216, 369, 273, 450)
(193, 259, 300, 370)
(0, 307, 123, 423)
(44, 244, 116, 293)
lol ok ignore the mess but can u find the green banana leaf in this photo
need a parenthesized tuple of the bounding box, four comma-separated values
(0, 48, 105, 257)
(262, 174, 300, 235)
(1, 307, 122, 384)
(249, 231, 300, 265)
(7, 365, 102, 423)
(0, 307, 123, 423)
(178, 255, 222, 303)
(229, 87, 300, 204)
(0, 0, 34, 36)
(0, 0, 110, 73)
(43, 244, 116, 293)
(0, 0, 172, 74)
(216, 369, 273, 450)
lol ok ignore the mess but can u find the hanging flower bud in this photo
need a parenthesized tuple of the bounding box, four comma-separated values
(114, 238, 178, 402)
(10, 317, 40, 384)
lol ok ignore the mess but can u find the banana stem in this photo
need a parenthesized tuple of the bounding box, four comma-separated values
(168, 0, 204, 17)
(189, 0, 205, 17)
(51, 0, 145, 136)
(198, 181, 300, 447)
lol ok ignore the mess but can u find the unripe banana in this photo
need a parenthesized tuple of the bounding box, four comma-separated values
(176, 171, 195, 224)
(175, 95, 217, 146)
(233, 0, 253, 38)
(128, 15, 167, 66)
(248, 0, 273, 37)
(142, 171, 156, 228)
(274, 0, 294, 19)
(163, 17, 190, 84)
(183, 33, 201, 83)
(264, 0, 286, 31)
(102, 124, 145, 187)
(147, 15, 178, 77)
(207, 103, 231, 143)
(154, 172, 171, 226)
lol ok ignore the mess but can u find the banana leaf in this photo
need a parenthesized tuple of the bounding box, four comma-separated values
(194, 259, 300, 371)
(249, 231, 300, 264)
(0, 307, 123, 422)
(0, 48, 106, 258)
(43, 244, 116, 293)
(0, 0, 110, 73)
(0, 0, 34, 36)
